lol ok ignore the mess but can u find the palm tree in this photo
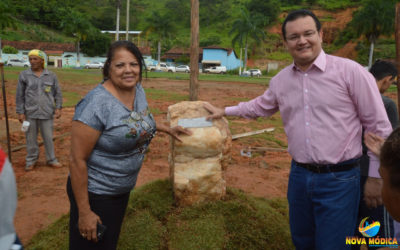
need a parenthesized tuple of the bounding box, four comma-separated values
(230, 8, 265, 71)
(144, 11, 175, 65)
(351, 0, 396, 68)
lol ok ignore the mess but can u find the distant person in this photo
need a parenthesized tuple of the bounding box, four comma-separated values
(204, 9, 392, 250)
(15, 49, 63, 171)
(365, 128, 400, 222)
(68, 41, 190, 250)
(0, 148, 23, 250)
(355, 60, 398, 248)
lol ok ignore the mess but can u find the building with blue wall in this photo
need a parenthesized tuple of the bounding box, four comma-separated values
(202, 46, 241, 70)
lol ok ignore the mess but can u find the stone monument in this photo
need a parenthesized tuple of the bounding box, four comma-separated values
(168, 101, 231, 206)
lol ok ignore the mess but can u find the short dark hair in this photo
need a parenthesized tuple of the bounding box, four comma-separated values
(102, 41, 146, 82)
(369, 60, 398, 81)
(282, 9, 322, 41)
(380, 127, 400, 191)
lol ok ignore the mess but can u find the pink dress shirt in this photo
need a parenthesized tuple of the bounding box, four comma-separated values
(226, 50, 391, 178)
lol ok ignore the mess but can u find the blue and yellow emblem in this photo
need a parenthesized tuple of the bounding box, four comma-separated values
(359, 217, 380, 237)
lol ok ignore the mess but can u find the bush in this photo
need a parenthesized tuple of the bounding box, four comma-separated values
(227, 68, 240, 75)
(2, 45, 18, 54)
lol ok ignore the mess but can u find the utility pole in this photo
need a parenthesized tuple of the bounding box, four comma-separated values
(126, 0, 130, 41)
(115, 0, 121, 41)
(396, 3, 400, 118)
(189, 0, 199, 101)
(0, 63, 11, 162)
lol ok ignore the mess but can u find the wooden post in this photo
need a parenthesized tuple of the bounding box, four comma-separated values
(0, 63, 12, 162)
(189, 0, 199, 101)
(396, 3, 400, 118)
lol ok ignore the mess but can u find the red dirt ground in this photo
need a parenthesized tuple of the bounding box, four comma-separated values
(0, 77, 291, 245)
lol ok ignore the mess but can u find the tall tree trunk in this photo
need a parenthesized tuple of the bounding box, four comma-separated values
(115, 0, 120, 41)
(157, 40, 161, 65)
(368, 35, 375, 69)
(189, 0, 199, 101)
(396, 3, 400, 118)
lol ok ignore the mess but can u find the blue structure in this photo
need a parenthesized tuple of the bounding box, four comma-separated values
(202, 46, 241, 70)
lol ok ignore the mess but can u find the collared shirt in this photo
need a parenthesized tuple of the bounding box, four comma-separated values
(225, 50, 391, 178)
(16, 68, 63, 119)
(73, 83, 156, 195)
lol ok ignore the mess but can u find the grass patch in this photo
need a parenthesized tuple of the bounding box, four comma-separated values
(52, 68, 103, 86)
(146, 71, 271, 86)
(149, 107, 163, 115)
(387, 85, 398, 93)
(62, 91, 82, 107)
(226, 96, 251, 102)
(144, 88, 188, 102)
(27, 180, 293, 250)
(27, 214, 70, 250)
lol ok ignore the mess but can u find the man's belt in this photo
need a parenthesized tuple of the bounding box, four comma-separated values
(294, 159, 360, 173)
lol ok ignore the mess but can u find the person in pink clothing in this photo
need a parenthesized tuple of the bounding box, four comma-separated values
(205, 9, 391, 250)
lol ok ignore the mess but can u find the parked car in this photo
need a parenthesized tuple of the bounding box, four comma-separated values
(175, 65, 190, 73)
(147, 62, 176, 73)
(7, 59, 30, 67)
(84, 61, 104, 69)
(242, 69, 262, 77)
(203, 66, 227, 74)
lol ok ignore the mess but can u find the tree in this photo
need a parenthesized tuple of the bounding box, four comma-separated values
(80, 30, 112, 57)
(144, 11, 176, 64)
(230, 8, 266, 71)
(246, 0, 280, 27)
(0, 0, 16, 30)
(351, 0, 397, 68)
(200, 0, 231, 26)
(200, 35, 221, 47)
(59, 9, 93, 67)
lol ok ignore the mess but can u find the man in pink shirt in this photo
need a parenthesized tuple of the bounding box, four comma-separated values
(205, 9, 391, 250)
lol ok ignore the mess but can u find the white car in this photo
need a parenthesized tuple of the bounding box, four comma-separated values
(84, 61, 104, 69)
(242, 69, 262, 77)
(7, 59, 30, 67)
(175, 65, 190, 73)
(203, 66, 227, 74)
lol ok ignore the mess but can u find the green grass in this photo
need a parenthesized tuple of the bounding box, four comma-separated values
(51, 68, 103, 86)
(144, 88, 188, 102)
(62, 91, 83, 107)
(387, 85, 398, 93)
(26, 214, 70, 250)
(147, 71, 271, 86)
(27, 179, 293, 250)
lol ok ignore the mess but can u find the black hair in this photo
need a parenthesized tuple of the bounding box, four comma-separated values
(380, 127, 400, 191)
(282, 9, 322, 41)
(369, 60, 398, 81)
(102, 40, 146, 82)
